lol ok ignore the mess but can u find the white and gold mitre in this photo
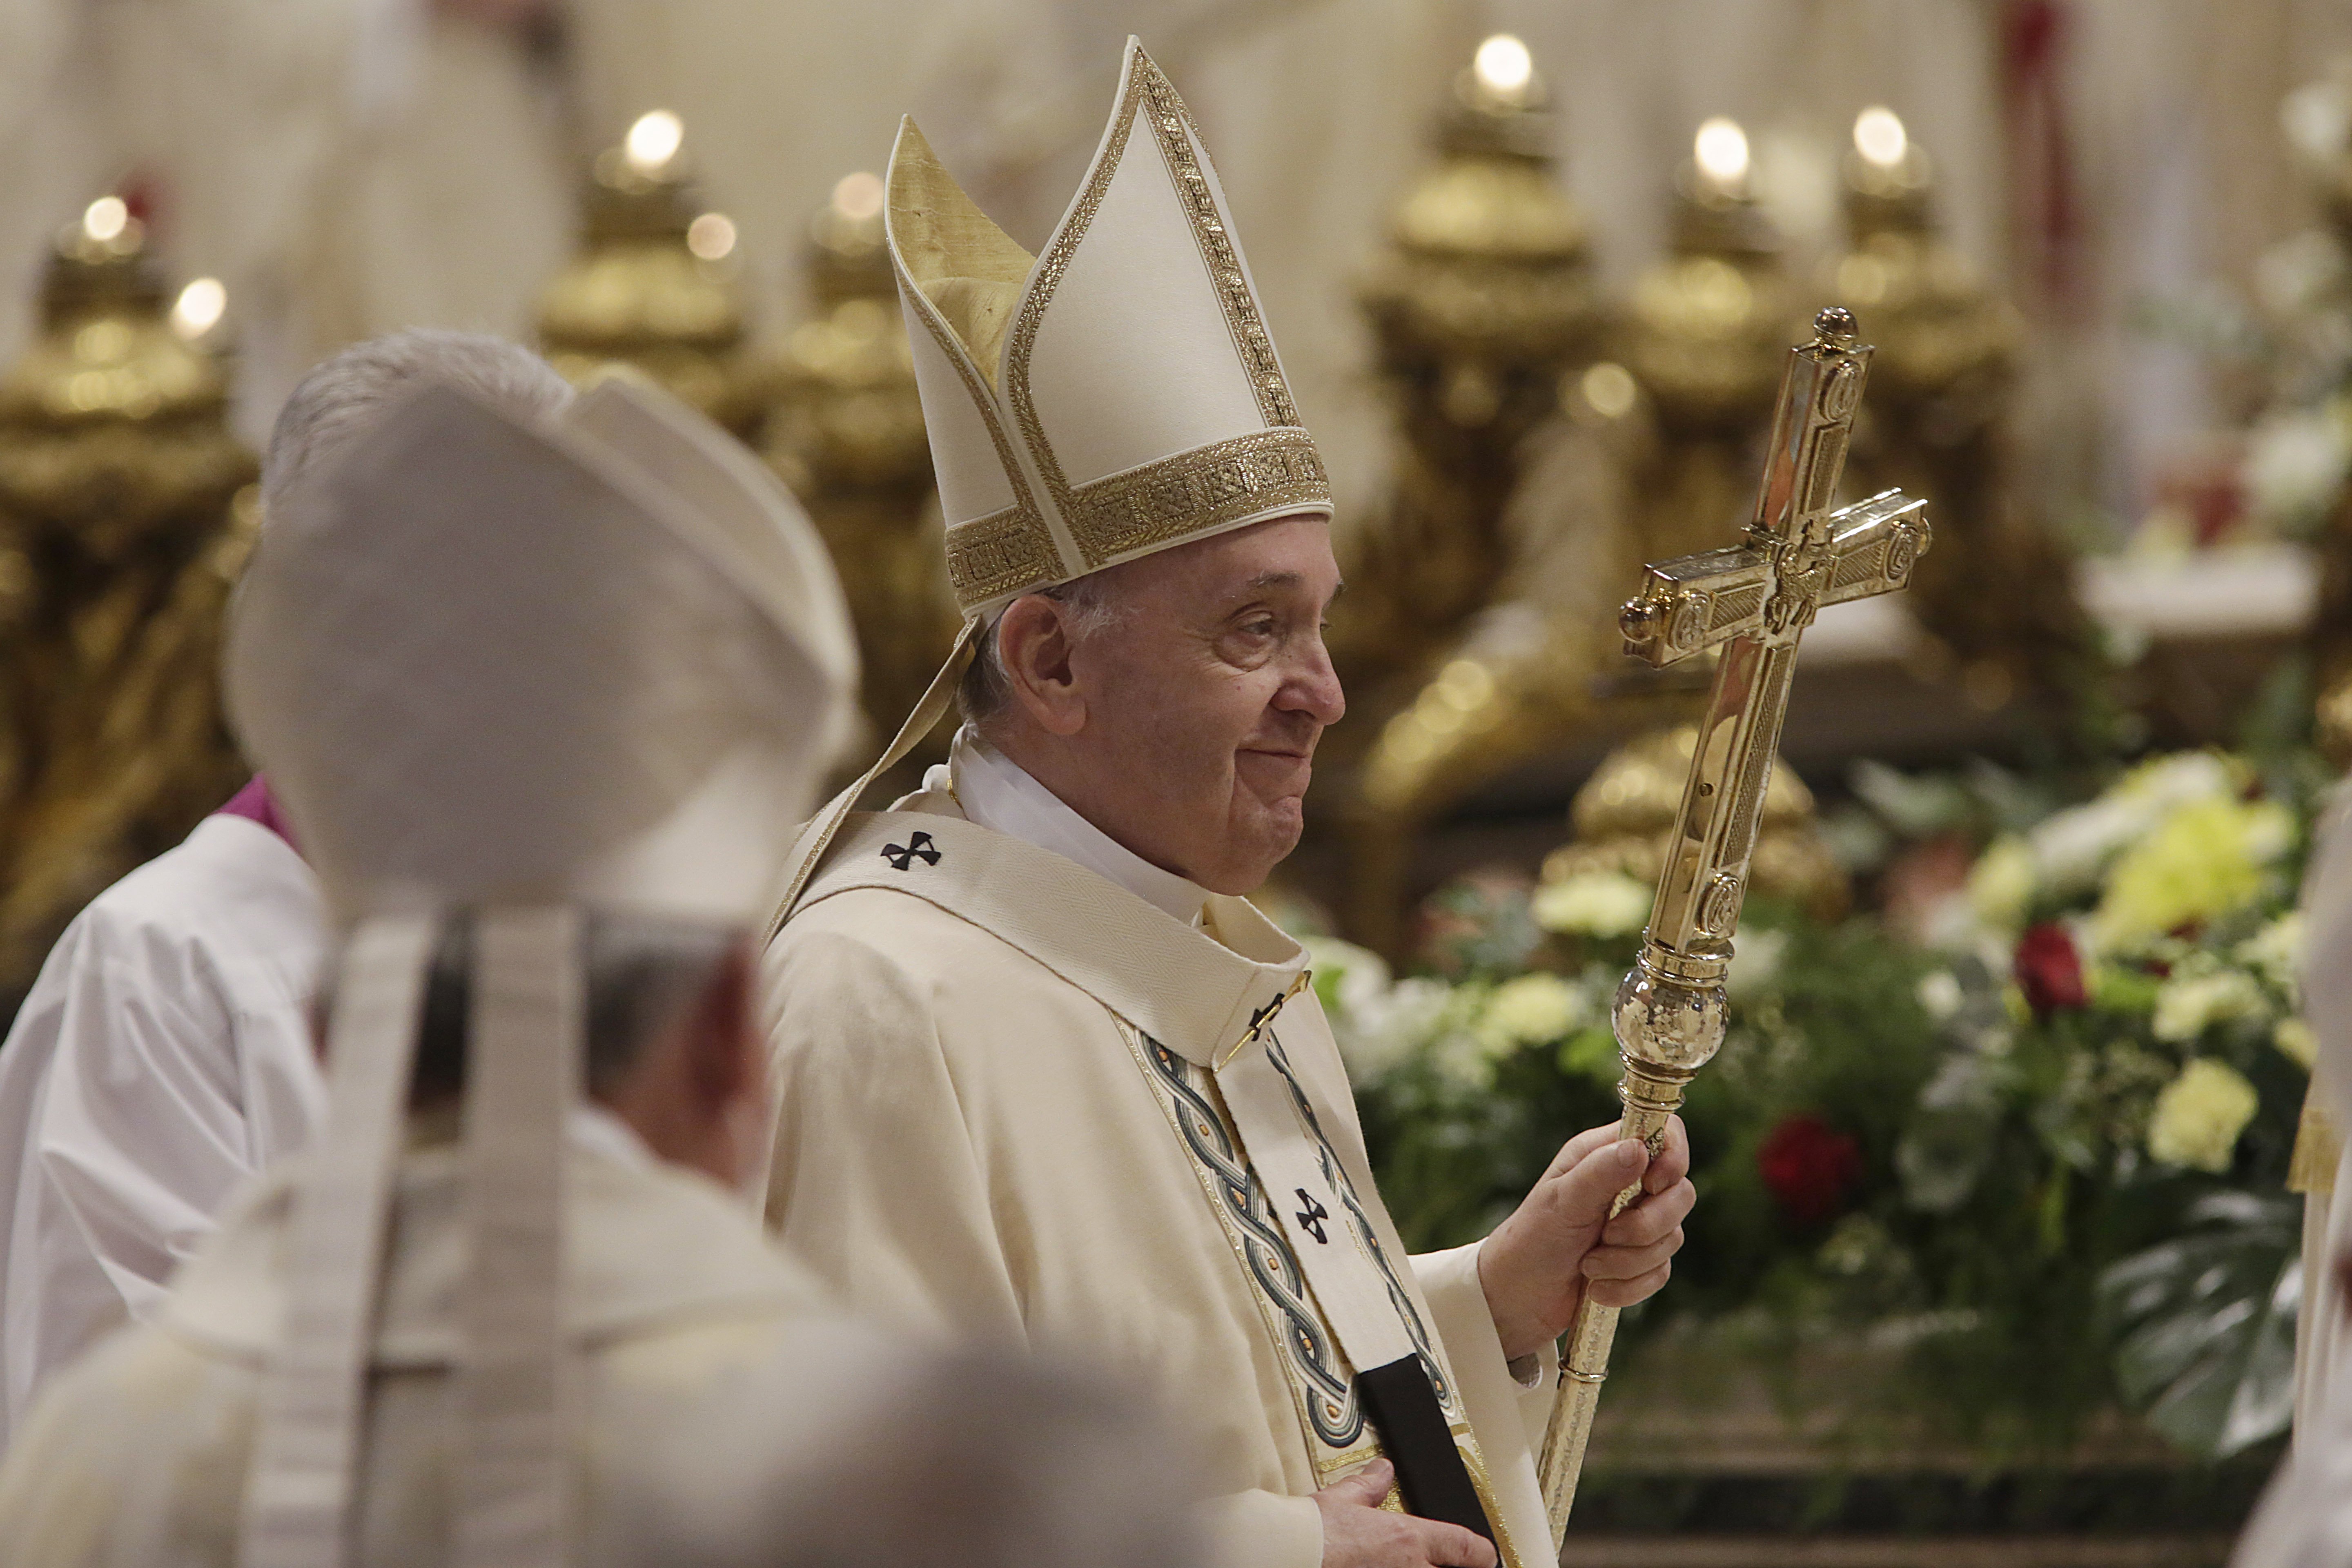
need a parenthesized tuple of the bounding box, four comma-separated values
(889, 36, 1333, 617)
(229, 373, 859, 922)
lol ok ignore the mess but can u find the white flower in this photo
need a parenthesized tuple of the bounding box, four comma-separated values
(1727, 927, 1790, 1000)
(2235, 912, 2306, 1001)
(1917, 969, 1964, 1022)
(1533, 871, 1652, 938)
(2150, 966, 2270, 1042)
(1301, 935, 1392, 1026)
(2276, 1016, 2319, 1070)
(2147, 1058, 2261, 1172)
(1333, 975, 1454, 1087)
(2245, 405, 2352, 532)
(2027, 753, 2237, 897)
(1476, 973, 1588, 1053)
(1967, 835, 2036, 932)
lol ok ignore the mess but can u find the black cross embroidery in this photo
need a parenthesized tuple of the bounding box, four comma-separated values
(879, 831, 941, 871)
(1293, 1188, 1330, 1245)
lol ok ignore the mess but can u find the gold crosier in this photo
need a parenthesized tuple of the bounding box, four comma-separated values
(1534, 307, 1931, 1542)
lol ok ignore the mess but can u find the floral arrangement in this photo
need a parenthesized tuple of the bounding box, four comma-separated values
(1312, 747, 2332, 1458)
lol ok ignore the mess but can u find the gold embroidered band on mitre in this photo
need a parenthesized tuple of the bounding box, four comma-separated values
(1067, 429, 1329, 569)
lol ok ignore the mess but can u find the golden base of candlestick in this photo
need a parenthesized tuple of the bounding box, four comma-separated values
(536, 136, 760, 435)
(758, 174, 956, 783)
(1541, 725, 1848, 924)
(0, 209, 257, 997)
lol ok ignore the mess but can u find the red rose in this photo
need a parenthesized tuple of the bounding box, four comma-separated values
(1756, 1113, 1864, 1226)
(2014, 922, 2087, 1015)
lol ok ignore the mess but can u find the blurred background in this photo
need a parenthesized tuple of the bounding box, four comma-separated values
(9, 1, 2352, 1562)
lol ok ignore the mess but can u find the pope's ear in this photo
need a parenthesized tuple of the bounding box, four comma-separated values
(996, 594, 1087, 737)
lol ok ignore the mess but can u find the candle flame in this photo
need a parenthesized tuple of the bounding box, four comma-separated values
(171, 277, 227, 339)
(623, 110, 684, 175)
(1472, 34, 1535, 99)
(1854, 106, 1907, 168)
(1694, 118, 1749, 188)
(82, 196, 128, 243)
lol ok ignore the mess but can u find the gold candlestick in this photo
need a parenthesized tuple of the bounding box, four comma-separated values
(0, 197, 257, 999)
(535, 111, 760, 435)
(759, 172, 954, 776)
(1535, 308, 1931, 1540)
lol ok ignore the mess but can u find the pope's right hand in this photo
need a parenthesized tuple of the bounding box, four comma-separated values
(1313, 1460, 1497, 1568)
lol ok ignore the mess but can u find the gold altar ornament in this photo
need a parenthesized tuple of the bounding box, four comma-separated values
(1327, 36, 1606, 956)
(1541, 725, 1847, 922)
(1334, 32, 1599, 697)
(536, 110, 760, 434)
(0, 196, 256, 999)
(1535, 308, 1930, 1539)
(1620, 115, 1797, 565)
(760, 171, 956, 767)
(1825, 106, 2087, 715)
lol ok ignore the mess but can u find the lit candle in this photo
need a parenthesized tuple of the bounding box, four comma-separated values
(1693, 117, 1750, 197)
(623, 110, 684, 177)
(1853, 105, 1907, 169)
(1472, 33, 1535, 106)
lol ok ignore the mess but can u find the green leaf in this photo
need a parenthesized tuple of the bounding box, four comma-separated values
(2099, 1191, 2300, 1458)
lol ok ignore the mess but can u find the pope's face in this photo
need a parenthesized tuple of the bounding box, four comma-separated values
(1062, 515, 1345, 894)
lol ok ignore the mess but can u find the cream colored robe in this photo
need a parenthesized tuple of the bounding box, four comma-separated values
(0, 1125, 891, 1568)
(764, 788, 1557, 1568)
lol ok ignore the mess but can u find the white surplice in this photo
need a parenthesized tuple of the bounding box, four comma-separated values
(0, 1114, 894, 1568)
(0, 813, 328, 1454)
(763, 766, 1557, 1568)
(2240, 794, 2352, 1566)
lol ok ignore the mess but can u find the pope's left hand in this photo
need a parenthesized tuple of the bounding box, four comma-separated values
(1476, 1117, 1694, 1364)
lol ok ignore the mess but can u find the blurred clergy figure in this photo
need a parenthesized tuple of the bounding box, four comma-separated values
(2238, 804, 2352, 1568)
(0, 332, 574, 1456)
(764, 39, 1695, 1568)
(0, 356, 900, 1564)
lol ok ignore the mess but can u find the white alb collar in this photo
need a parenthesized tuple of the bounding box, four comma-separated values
(938, 727, 1208, 926)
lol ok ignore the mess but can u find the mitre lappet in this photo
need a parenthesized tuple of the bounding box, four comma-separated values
(223, 373, 857, 1568)
(780, 35, 1332, 906)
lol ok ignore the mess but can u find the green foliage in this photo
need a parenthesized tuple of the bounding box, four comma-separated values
(2102, 1193, 2301, 1459)
(1334, 746, 2330, 1460)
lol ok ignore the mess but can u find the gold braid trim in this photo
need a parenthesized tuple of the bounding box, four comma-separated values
(1065, 428, 1330, 568)
(2291, 1088, 2340, 1196)
(1130, 55, 1300, 430)
(946, 504, 1060, 606)
(898, 257, 1059, 611)
(1001, 62, 1142, 523)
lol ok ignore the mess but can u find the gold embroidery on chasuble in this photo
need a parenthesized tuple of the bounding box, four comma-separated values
(1116, 1018, 1382, 1485)
(1116, 1009, 1517, 1565)
(1252, 1028, 1533, 1568)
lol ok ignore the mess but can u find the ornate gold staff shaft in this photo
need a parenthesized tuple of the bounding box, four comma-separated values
(1535, 307, 1931, 1543)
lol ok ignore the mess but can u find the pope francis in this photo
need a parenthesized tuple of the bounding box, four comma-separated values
(763, 40, 1695, 1568)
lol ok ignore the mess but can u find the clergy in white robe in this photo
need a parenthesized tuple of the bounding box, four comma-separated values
(0, 782, 324, 1456)
(0, 1100, 904, 1568)
(0, 332, 583, 1458)
(0, 352, 907, 1565)
(2236, 795, 2352, 1568)
(764, 42, 1694, 1568)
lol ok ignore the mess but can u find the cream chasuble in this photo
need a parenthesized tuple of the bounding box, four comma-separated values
(0, 1122, 898, 1568)
(764, 784, 1557, 1568)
